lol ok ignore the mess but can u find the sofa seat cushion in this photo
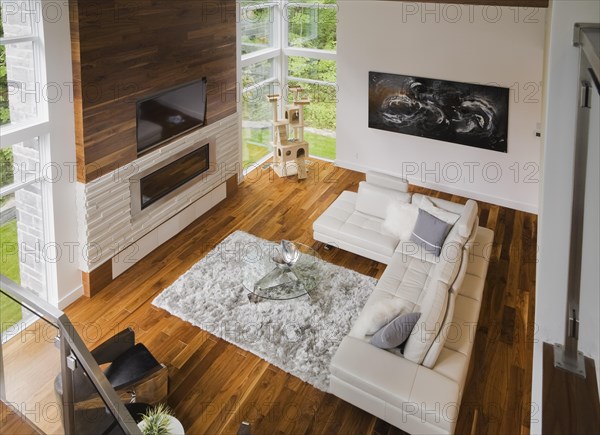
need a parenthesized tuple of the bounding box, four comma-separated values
(395, 240, 440, 264)
(313, 190, 400, 261)
(377, 251, 434, 301)
(350, 253, 432, 339)
(331, 336, 459, 433)
(338, 213, 400, 259)
(312, 191, 356, 238)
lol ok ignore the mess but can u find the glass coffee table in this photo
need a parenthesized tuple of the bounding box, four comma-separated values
(241, 241, 322, 302)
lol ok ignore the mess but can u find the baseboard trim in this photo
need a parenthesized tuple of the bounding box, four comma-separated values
(82, 260, 113, 298)
(58, 285, 83, 310)
(335, 159, 539, 214)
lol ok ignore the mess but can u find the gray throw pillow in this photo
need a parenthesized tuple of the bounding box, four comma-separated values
(370, 312, 421, 350)
(410, 209, 452, 256)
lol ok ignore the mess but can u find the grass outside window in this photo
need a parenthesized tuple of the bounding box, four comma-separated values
(0, 219, 22, 332)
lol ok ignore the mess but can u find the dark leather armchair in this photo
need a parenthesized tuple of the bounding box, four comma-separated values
(55, 328, 168, 411)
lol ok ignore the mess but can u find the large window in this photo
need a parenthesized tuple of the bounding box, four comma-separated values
(240, 0, 337, 168)
(1, 1, 50, 335)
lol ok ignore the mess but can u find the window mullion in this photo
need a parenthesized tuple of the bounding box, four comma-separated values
(287, 2, 337, 9)
(0, 176, 44, 198)
(241, 2, 278, 13)
(241, 48, 280, 68)
(32, 0, 49, 124)
(0, 36, 37, 45)
(286, 76, 336, 87)
(0, 121, 50, 148)
(284, 47, 336, 61)
(242, 78, 278, 95)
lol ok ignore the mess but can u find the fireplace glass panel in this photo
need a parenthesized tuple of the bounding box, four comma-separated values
(140, 144, 209, 210)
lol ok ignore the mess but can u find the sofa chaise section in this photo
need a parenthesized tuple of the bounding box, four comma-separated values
(313, 172, 410, 264)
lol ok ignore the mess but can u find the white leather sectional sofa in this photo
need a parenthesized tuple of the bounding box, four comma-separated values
(313, 172, 494, 434)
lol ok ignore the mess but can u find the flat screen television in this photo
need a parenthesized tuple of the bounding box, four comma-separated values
(136, 78, 208, 154)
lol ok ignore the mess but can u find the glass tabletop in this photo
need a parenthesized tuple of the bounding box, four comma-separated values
(241, 241, 322, 301)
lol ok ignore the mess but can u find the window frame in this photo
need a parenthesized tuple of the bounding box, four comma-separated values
(239, 0, 337, 171)
(1, 0, 53, 305)
(1, 0, 49, 132)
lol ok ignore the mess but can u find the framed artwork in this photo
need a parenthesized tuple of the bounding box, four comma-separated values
(369, 71, 509, 153)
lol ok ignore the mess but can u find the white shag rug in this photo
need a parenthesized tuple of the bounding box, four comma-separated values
(152, 230, 377, 392)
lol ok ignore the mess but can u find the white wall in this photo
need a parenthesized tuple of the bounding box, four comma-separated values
(533, 1, 600, 432)
(41, 1, 83, 309)
(336, 1, 546, 213)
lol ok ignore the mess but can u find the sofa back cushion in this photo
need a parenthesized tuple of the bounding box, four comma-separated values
(403, 199, 478, 367)
(414, 202, 478, 367)
(403, 278, 449, 364)
(366, 171, 410, 192)
(418, 197, 460, 225)
(452, 218, 479, 293)
(355, 182, 412, 220)
(412, 193, 464, 213)
(428, 200, 478, 286)
(422, 220, 478, 368)
(422, 288, 457, 368)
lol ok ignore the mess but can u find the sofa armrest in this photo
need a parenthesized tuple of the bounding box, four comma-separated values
(366, 171, 409, 193)
(331, 336, 418, 405)
(330, 336, 460, 433)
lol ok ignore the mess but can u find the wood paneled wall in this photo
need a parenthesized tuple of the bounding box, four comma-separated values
(70, 0, 238, 183)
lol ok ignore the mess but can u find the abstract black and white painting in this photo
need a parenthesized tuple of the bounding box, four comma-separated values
(369, 72, 509, 153)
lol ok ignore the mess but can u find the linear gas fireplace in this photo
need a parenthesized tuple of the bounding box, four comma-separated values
(130, 138, 216, 216)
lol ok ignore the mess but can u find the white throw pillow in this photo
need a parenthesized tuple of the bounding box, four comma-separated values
(350, 298, 410, 338)
(420, 197, 460, 225)
(383, 201, 419, 241)
(355, 182, 412, 220)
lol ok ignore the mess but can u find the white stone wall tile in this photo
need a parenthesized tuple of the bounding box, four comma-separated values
(78, 113, 240, 270)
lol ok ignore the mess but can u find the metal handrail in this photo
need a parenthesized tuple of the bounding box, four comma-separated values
(0, 276, 142, 434)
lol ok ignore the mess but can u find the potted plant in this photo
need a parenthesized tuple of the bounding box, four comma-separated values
(138, 403, 184, 435)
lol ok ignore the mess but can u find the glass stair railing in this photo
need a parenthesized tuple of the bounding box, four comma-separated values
(0, 275, 142, 435)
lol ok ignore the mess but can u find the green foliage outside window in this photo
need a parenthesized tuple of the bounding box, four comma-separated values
(0, 45, 8, 126)
(241, 7, 273, 56)
(1, 14, 13, 205)
(1, 12, 10, 126)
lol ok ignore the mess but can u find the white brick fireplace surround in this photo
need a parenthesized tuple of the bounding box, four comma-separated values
(76, 113, 240, 285)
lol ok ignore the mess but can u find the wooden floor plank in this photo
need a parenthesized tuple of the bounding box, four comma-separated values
(0, 402, 39, 435)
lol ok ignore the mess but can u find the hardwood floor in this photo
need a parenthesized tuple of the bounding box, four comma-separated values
(0, 401, 40, 435)
(1, 320, 64, 435)
(62, 161, 537, 435)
